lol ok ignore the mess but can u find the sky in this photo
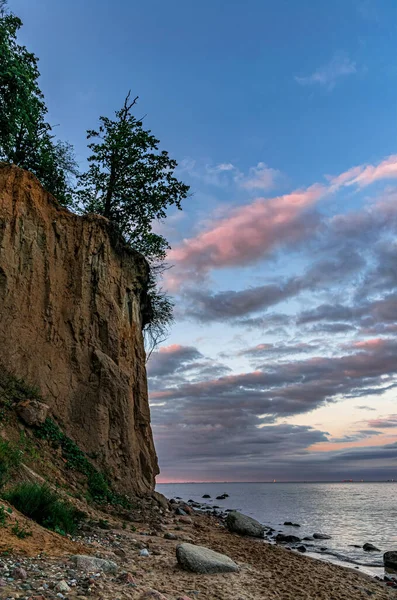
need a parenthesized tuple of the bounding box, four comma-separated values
(11, 0, 397, 482)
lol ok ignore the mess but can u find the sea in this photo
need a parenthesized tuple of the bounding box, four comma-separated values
(156, 482, 397, 576)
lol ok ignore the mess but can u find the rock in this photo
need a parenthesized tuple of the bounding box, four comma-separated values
(313, 533, 332, 540)
(55, 581, 71, 593)
(284, 521, 300, 527)
(296, 545, 306, 553)
(12, 567, 28, 580)
(275, 534, 301, 543)
(16, 400, 49, 426)
(140, 548, 150, 557)
(175, 508, 187, 516)
(303, 536, 314, 541)
(179, 516, 193, 525)
(118, 572, 137, 585)
(0, 164, 158, 496)
(202, 494, 211, 498)
(363, 543, 380, 552)
(176, 543, 238, 574)
(216, 494, 228, 500)
(226, 511, 265, 538)
(139, 591, 168, 600)
(164, 532, 177, 540)
(177, 597, 194, 600)
(384, 551, 397, 571)
(152, 491, 170, 511)
(71, 555, 118, 574)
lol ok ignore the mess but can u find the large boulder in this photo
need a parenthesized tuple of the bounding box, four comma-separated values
(384, 551, 397, 571)
(226, 511, 265, 538)
(16, 400, 49, 426)
(176, 543, 238, 574)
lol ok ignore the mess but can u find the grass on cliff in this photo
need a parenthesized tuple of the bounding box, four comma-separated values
(34, 418, 133, 509)
(0, 438, 22, 488)
(4, 482, 82, 535)
(0, 367, 40, 422)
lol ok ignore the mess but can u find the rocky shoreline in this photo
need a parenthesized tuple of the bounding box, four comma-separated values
(0, 495, 396, 600)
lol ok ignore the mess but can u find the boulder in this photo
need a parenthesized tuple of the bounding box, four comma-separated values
(139, 591, 168, 600)
(71, 555, 118, 574)
(176, 543, 238, 574)
(313, 533, 332, 540)
(202, 494, 211, 498)
(297, 545, 307, 553)
(363, 543, 380, 552)
(226, 511, 265, 538)
(284, 521, 300, 527)
(16, 400, 49, 426)
(384, 551, 397, 571)
(275, 534, 301, 544)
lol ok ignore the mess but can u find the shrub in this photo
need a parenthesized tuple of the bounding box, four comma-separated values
(0, 439, 22, 488)
(4, 482, 82, 535)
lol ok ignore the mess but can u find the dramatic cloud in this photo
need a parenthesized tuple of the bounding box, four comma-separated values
(183, 250, 364, 322)
(167, 156, 397, 289)
(150, 338, 397, 480)
(295, 53, 357, 90)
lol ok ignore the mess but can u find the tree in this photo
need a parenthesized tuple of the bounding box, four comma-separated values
(0, 0, 77, 205)
(76, 92, 190, 261)
(77, 93, 190, 349)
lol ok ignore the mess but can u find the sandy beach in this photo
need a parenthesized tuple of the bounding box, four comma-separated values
(1, 499, 395, 600)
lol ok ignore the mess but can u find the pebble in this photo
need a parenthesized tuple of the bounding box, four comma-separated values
(140, 548, 150, 557)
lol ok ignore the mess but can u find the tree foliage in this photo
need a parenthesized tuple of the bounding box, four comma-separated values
(0, 0, 77, 205)
(76, 92, 190, 261)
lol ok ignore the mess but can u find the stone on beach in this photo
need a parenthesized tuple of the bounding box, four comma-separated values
(70, 554, 118, 574)
(226, 511, 265, 538)
(313, 533, 332, 540)
(384, 551, 397, 570)
(176, 543, 239, 574)
(363, 543, 380, 552)
(275, 534, 301, 544)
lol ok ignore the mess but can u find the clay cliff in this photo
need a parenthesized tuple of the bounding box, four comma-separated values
(0, 164, 159, 495)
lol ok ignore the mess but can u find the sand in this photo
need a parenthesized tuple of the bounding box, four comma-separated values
(0, 507, 395, 599)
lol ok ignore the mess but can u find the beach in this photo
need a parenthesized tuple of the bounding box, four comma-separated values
(0, 497, 395, 600)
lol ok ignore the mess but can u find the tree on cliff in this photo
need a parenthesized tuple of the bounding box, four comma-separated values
(76, 93, 190, 352)
(76, 92, 190, 261)
(0, 0, 77, 205)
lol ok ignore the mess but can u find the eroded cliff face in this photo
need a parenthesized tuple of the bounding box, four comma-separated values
(0, 164, 159, 495)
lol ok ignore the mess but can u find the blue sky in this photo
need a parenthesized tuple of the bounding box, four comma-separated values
(11, 0, 397, 481)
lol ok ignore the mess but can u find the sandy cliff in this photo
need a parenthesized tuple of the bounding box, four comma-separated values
(0, 164, 159, 495)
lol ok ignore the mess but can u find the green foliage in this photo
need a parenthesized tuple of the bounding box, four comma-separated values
(0, 503, 12, 526)
(0, 438, 22, 488)
(76, 92, 189, 261)
(4, 482, 80, 535)
(145, 265, 174, 359)
(35, 418, 132, 508)
(11, 519, 32, 539)
(0, 1, 77, 204)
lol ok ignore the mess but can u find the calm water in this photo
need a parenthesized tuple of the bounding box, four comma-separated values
(157, 482, 397, 575)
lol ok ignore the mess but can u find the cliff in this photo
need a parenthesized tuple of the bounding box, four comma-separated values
(0, 164, 159, 495)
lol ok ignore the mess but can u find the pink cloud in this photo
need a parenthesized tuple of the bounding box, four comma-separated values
(329, 155, 397, 190)
(167, 155, 397, 290)
(167, 184, 325, 288)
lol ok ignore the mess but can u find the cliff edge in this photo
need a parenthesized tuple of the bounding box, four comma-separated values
(0, 164, 159, 495)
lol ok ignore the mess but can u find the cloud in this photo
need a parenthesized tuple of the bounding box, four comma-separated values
(151, 339, 397, 480)
(295, 53, 357, 90)
(167, 156, 397, 289)
(183, 250, 364, 322)
(367, 414, 397, 429)
(239, 162, 282, 191)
